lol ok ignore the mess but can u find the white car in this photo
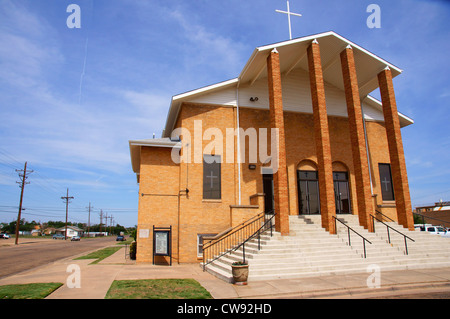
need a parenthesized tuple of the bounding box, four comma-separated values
(415, 225, 450, 238)
(426, 226, 447, 235)
(0, 233, 10, 239)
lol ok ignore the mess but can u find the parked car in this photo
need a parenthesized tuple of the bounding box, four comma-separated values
(71, 236, 81, 241)
(52, 234, 65, 240)
(116, 235, 125, 241)
(0, 233, 10, 239)
(415, 225, 449, 238)
(426, 226, 447, 235)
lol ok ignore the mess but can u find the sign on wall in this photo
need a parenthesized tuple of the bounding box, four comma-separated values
(152, 225, 172, 266)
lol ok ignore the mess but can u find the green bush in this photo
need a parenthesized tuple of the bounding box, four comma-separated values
(130, 229, 137, 241)
(129, 241, 137, 260)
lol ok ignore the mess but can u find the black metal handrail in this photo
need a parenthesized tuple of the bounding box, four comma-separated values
(370, 214, 415, 255)
(374, 209, 395, 223)
(202, 211, 274, 271)
(232, 212, 277, 264)
(333, 216, 372, 258)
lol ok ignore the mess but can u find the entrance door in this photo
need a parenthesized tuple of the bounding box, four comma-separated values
(262, 174, 274, 214)
(333, 172, 351, 214)
(297, 170, 320, 215)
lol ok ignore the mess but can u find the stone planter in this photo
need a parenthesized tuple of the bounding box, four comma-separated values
(231, 263, 249, 285)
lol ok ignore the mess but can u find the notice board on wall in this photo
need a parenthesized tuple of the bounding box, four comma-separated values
(152, 225, 172, 266)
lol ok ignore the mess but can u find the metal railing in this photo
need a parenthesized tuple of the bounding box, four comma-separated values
(333, 216, 372, 258)
(202, 211, 275, 271)
(232, 212, 276, 264)
(370, 214, 415, 255)
(373, 209, 395, 223)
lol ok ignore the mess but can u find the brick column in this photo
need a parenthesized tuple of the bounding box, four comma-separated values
(377, 67, 414, 230)
(340, 46, 374, 232)
(307, 40, 336, 234)
(267, 48, 290, 236)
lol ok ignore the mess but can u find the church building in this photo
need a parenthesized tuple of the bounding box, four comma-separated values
(129, 31, 415, 264)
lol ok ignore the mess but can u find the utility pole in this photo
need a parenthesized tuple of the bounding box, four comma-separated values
(15, 162, 33, 245)
(104, 212, 108, 236)
(61, 188, 74, 240)
(86, 202, 93, 237)
(109, 215, 113, 236)
(99, 210, 103, 235)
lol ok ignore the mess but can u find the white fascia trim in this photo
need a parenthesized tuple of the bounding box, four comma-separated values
(255, 31, 403, 74)
(239, 48, 260, 81)
(172, 78, 239, 101)
(365, 95, 414, 125)
(129, 141, 181, 149)
(330, 32, 403, 74)
(255, 31, 333, 52)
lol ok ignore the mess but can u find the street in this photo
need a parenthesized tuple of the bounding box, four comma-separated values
(0, 236, 116, 279)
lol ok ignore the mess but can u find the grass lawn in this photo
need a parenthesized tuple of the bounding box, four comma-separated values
(0, 283, 63, 299)
(116, 237, 133, 245)
(74, 246, 122, 264)
(105, 279, 213, 299)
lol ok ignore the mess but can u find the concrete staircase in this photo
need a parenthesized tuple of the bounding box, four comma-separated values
(203, 214, 450, 283)
(336, 214, 450, 270)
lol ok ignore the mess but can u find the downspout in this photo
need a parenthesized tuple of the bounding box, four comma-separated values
(236, 80, 242, 205)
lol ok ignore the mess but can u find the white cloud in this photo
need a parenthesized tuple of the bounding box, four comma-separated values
(169, 7, 248, 77)
(0, 1, 64, 89)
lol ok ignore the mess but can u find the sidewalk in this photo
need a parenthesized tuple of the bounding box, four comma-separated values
(0, 246, 449, 299)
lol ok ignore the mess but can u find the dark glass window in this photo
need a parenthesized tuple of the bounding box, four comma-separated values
(378, 163, 395, 201)
(203, 155, 221, 199)
(298, 171, 318, 181)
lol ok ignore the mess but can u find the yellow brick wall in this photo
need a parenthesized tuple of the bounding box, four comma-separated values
(136, 102, 401, 263)
(365, 120, 398, 222)
(137, 147, 180, 264)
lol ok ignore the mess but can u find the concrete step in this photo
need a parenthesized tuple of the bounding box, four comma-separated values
(203, 214, 450, 283)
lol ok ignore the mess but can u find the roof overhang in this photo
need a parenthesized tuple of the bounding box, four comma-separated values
(239, 31, 402, 93)
(163, 78, 238, 138)
(162, 31, 408, 137)
(363, 95, 414, 127)
(129, 138, 181, 181)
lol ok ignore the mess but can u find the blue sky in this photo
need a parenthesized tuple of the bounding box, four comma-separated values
(0, 0, 449, 227)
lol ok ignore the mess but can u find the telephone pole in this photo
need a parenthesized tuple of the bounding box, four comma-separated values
(61, 188, 74, 240)
(99, 210, 103, 234)
(86, 202, 93, 237)
(15, 162, 33, 245)
(109, 215, 113, 235)
(104, 212, 108, 235)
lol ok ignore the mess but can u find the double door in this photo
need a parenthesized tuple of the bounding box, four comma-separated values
(297, 170, 351, 215)
(297, 171, 320, 215)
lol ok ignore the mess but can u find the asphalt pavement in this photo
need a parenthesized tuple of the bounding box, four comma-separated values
(0, 236, 114, 278)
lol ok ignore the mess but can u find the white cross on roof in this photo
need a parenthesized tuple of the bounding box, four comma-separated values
(276, 1, 302, 40)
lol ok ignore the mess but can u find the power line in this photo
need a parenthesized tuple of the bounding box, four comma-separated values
(0, 148, 23, 168)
